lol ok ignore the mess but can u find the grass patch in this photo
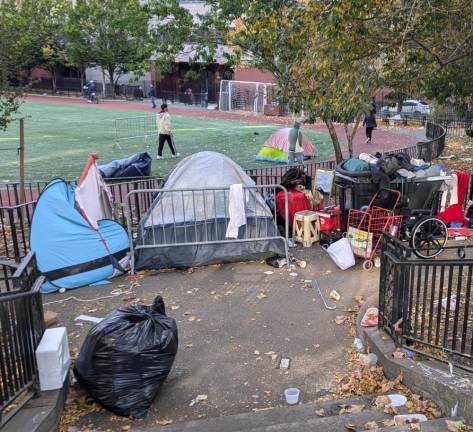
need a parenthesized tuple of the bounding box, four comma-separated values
(0, 101, 338, 181)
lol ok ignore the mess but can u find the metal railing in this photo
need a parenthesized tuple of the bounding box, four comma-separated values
(113, 115, 158, 149)
(418, 121, 446, 162)
(0, 177, 164, 262)
(0, 202, 36, 263)
(0, 252, 45, 425)
(379, 233, 473, 371)
(124, 185, 289, 274)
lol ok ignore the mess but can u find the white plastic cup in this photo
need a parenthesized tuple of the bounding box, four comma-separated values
(284, 388, 300, 405)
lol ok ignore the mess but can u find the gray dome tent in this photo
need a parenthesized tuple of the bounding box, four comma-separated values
(135, 151, 286, 269)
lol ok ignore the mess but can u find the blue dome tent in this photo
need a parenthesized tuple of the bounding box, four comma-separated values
(30, 179, 129, 293)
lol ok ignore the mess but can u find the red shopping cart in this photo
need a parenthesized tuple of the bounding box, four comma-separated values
(347, 189, 403, 270)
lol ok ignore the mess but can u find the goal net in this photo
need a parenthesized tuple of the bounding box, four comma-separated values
(218, 80, 278, 114)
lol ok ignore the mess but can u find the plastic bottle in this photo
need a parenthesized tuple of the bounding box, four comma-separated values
(353, 338, 364, 352)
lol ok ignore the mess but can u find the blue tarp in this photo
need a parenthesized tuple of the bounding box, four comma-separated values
(30, 179, 129, 293)
(97, 152, 152, 178)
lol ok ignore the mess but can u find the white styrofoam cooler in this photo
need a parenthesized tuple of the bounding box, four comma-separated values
(35, 327, 70, 391)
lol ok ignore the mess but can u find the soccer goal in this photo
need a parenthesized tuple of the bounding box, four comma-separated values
(218, 80, 278, 114)
(113, 114, 158, 149)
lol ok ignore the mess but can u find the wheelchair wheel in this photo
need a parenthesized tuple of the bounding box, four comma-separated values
(410, 216, 448, 258)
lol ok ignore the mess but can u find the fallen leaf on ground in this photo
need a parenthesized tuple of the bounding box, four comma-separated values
(156, 419, 173, 426)
(375, 395, 390, 407)
(384, 404, 398, 414)
(446, 420, 471, 431)
(171, 305, 180, 311)
(210, 290, 217, 295)
(87, 308, 98, 313)
(256, 291, 268, 300)
(254, 350, 260, 355)
(392, 349, 406, 359)
(339, 404, 365, 414)
(315, 408, 325, 417)
(344, 423, 357, 431)
(184, 311, 191, 315)
(187, 316, 196, 321)
(335, 316, 347, 325)
(364, 421, 378, 430)
(352, 296, 365, 304)
(382, 419, 396, 427)
(121, 426, 131, 431)
(184, 343, 193, 348)
(409, 425, 421, 431)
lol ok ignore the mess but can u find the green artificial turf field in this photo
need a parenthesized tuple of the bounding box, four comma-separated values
(0, 101, 339, 181)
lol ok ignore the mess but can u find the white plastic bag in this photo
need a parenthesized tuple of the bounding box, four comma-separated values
(326, 237, 355, 270)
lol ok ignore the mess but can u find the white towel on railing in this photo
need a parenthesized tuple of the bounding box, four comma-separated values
(226, 184, 246, 239)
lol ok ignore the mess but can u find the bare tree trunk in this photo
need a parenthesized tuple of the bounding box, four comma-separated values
(343, 118, 361, 158)
(108, 67, 115, 98)
(52, 69, 57, 93)
(324, 118, 343, 164)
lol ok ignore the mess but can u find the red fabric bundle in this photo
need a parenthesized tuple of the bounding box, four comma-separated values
(276, 190, 311, 227)
(438, 171, 470, 226)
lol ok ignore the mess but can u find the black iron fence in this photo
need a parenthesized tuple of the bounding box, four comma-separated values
(0, 202, 35, 263)
(379, 234, 473, 371)
(418, 121, 446, 162)
(0, 252, 45, 425)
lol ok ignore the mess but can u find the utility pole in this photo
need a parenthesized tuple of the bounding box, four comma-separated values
(19, 118, 25, 204)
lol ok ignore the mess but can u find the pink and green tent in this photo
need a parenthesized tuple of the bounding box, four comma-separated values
(256, 128, 315, 164)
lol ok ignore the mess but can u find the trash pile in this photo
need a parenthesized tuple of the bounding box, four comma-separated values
(75, 296, 178, 418)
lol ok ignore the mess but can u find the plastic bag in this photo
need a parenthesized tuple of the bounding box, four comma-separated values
(74, 296, 178, 418)
(326, 237, 355, 270)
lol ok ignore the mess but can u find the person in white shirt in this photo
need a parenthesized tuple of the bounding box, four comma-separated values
(156, 104, 179, 160)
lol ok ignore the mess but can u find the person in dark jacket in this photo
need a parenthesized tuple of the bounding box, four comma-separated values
(363, 110, 377, 144)
(148, 85, 156, 108)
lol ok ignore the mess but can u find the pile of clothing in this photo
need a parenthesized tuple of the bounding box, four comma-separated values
(342, 152, 445, 187)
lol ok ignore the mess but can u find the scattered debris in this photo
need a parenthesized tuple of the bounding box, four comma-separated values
(314, 279, 336, 310)
(329, 290, 341, 301)
(360, 307, 378, 327)
(44, 310, 58, 327)
(344, 423, 357, 431)
(74, 315, 103, 324)
(335, 316, 347, 325)
(315, 408, 326, 417)
(278, 357, 291, 370)
(352, 295, 365, 304)
(364, 420, 379, 430)
(264, 271, 274, 275)
(156, 419, 174, 426)
(339, 404, 365, 414)
(392, 349, 406, 359)
(189, 394, 208, 407)
(170, 305, 180, 311)
(256, 288, 268, 300)
(289, 272, 298, 277)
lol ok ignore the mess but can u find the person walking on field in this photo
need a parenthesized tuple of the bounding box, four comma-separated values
(148, 85, 156, 109)
(363, 110, 377, 144)
(156, 104, 179, 160)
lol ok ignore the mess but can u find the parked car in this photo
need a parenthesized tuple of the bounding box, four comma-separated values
(401, 99, 431, 118)
(380, 99, 431, 120)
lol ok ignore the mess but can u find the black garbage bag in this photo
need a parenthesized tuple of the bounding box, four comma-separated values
(74, 296, 178, 418)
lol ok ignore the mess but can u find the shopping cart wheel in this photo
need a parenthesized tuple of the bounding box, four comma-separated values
(363, 260, 373, 270)
(410, 216, 448, 259)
